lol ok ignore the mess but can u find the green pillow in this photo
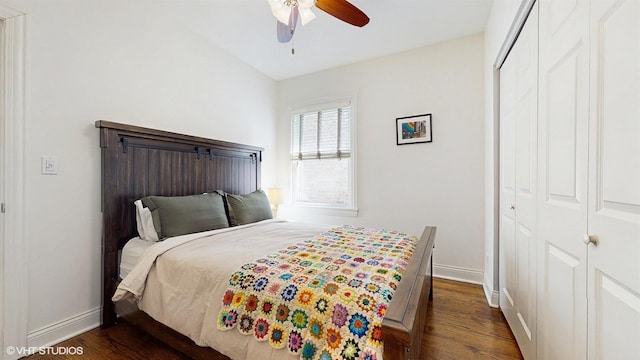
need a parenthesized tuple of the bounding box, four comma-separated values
(141, 193, 229, 239)
(225, 189, 273, 226)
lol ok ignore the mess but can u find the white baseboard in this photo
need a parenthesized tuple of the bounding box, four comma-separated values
(432, 265, 500, 308)
(483, 282, 500, 308)
(433, 264, 484, 285)
(27, 307, 100, 349)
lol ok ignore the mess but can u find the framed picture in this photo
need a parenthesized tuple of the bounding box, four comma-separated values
(396, 113, 432, 145)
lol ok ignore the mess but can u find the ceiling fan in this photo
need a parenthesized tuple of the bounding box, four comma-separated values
(268, 0, 370, 44)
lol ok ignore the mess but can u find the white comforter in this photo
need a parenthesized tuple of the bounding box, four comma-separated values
(113, 220, 331, 360)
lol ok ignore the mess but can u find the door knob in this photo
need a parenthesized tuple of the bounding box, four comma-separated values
(510, 204, 516, 210)
(583, 233, 597, 246)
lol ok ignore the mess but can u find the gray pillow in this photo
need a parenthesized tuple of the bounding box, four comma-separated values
(141, 193, 229, 239)
(225, 189, 273, 226)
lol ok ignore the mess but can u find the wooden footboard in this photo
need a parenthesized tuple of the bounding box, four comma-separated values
(382, 226, 436, 360)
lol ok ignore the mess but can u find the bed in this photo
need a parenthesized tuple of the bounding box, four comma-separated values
(97, 121, 436, 360)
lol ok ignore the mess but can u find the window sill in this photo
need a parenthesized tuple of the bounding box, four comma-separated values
(293, 205, 359, 217)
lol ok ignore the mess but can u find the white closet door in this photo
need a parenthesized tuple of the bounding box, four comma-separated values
(499, 4, 538, 359)
(587, 0, 640, 358)
(499, 34, 518, 356)
(537, 0, 590, 358)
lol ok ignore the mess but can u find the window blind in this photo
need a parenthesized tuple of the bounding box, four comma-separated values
(291, 105, 351, 160)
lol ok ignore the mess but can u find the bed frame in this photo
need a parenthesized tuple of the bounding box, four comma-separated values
(97, 120, 436, 360)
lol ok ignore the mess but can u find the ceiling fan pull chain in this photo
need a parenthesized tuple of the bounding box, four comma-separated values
(291, 5, 297, 54)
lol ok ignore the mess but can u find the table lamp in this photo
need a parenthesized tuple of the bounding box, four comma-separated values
(267, 187, 283, 218)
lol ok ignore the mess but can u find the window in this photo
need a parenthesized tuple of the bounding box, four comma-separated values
(290, 98, 356, 213)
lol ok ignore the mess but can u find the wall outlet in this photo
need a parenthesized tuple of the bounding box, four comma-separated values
(41, 156, 59, 175)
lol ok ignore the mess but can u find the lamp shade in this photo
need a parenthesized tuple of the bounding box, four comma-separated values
(267, 187, 283, 205)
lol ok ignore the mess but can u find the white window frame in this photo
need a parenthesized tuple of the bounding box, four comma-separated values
(289, 95, 358, 217)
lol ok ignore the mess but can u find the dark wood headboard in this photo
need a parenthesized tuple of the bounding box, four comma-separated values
(96, 120, 263, 327)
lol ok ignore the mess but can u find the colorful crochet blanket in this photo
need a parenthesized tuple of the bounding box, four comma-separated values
(216, 225, 417, 360)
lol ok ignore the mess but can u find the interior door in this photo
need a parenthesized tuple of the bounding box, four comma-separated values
(499, 4, 538, 359)
(587, 0, 640, 358)
(537, 0, 590, 358)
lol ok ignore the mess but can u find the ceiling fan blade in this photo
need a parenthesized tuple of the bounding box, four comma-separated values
(277, 21, 293, 43)
(315, 0, 369, 27)
(277, 6, 299, 43)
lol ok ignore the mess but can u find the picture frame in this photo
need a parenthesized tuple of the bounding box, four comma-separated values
(396, 113, 432, 145)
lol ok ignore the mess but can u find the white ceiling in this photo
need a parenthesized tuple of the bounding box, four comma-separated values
(173, 0, 493, 80)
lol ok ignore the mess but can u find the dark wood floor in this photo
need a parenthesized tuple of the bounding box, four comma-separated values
(27, 278, 522, 359)
(422, 279, 523, 359)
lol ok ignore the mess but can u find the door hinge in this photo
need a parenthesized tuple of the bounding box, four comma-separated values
(1, 203, 5, 213)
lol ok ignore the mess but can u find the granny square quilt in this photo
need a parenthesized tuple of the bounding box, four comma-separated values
(217, 225, 417, 360)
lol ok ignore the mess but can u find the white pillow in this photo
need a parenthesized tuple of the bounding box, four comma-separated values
(134, 200, 159, 242)
(134, 200, 145, 239)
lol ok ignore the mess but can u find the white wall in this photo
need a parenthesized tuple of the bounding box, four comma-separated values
(276, 34, 486, 283)
(4, 0, 277, 347)
(483, 0, 526, 307)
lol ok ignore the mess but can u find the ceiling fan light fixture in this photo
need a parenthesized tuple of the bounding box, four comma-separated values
(268, 0, 293, 24)
(297, 0, 316, 25)
(268, 0, 316, 26)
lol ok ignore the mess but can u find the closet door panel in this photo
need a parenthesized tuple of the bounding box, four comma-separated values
(500, 41, 517, 321)
(546, 55, 580, 202)
(513, 15, 538, 351)
(500, 39, 517, 314)
(499, 4, 538, 358)
(538, 0, 589, 358)
(588, 0, 640, 358)
(544, 244, 581, 359)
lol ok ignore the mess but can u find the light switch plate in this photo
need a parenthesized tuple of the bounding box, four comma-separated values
(41, 156, 59, 175)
